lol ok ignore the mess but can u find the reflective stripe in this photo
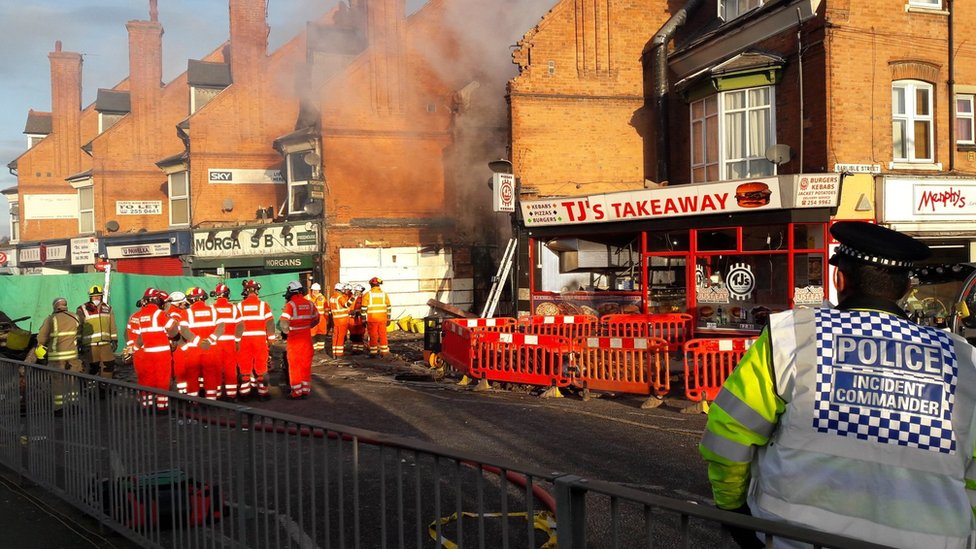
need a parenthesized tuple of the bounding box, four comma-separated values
(700, 429, 754, 463)
(138, 345, 171, 353)
(242, 330, 269, 337)
(713, 389, 776, 439)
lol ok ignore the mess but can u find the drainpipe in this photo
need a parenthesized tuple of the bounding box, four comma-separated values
(948, 0, 955, 172)
(649, 0, 705, 185)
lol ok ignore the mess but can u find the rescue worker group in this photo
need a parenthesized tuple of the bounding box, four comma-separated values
(36, 277, 392, 408)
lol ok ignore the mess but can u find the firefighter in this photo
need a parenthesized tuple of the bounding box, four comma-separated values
(210, 283, 241, 401)
(184, 287, 217, 399)
(328, 282, 353, 358)
(347, 284, 367, 354)
(129, 288, 178, 410)
(279, 280, 319, 399)
(36, 297, 83, 412)
(307, 282, 328, 352)
(235, 279, 275, 400)
(362, 277, 392, 357)
(165, 291, 193, 395)
(76, 285, 118, 379)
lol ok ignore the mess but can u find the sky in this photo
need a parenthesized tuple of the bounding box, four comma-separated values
(0, 0, 436, 239)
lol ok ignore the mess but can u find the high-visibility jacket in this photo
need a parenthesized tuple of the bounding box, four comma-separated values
(700, 304, 976, 549)
(184, 301, 217, 350)
(37, 311, 81, 361)
(77, 302, 117, 348)
(361, 288, 391, 321)
(131, 304, 176, 354)
(236, 294, 275, 341)
(279, 295, 318, 334)
(211, 296, 240, 345)
(329, 292, 352, 321)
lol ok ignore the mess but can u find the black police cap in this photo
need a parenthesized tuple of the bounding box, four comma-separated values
(829, 221, 930, 269)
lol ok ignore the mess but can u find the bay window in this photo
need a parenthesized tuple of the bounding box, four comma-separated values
(287, 151, 313, 215)
(168, 171, 190, 226)
(690, 86, 776, 183)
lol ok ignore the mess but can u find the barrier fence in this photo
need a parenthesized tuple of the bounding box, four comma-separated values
(0, 358, 891, 548)
(683, 337, 757, 402)
(572, 336, 670, 396)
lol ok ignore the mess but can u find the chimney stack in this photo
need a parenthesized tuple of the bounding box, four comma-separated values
(48, 40, 83, 176)
(126, 15, 163, 121)
(229, 0, 268, 88)
(365, 0, 405, 113)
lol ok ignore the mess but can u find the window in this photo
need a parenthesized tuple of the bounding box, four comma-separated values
(690, 86, 776, 182)
(892, 80, 934, 162)
(168, 171, 190, 226)
(719, 0, 765, 22)
(287, 151, 314, 215)
(8, 201, 19, 243)
(26, 134, 44, 149)
(191, 86, 222, 114)
(78, 185, 94, 234)
(98, 112, 125, 134)
(957, 94, 975, 145)
(908, 0, 941, 8)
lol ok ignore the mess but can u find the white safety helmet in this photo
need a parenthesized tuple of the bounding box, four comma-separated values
(334, 283, 344, 291)
(310, 282, 322, 291)
(168, 291, 187, 304)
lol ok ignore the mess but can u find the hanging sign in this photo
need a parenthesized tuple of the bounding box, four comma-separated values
(492, 173, 516, 213)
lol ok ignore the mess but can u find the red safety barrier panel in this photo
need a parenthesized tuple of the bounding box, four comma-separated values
(471, 331, 572, 388)
(683, 337, 757, 402)
(600, 314, 694, 352)
(439, 318, 517, 376)
(519, 315, 598, 340)
(572, 336, 670, 395)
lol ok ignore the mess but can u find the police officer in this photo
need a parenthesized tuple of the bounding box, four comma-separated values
(77, 285, 118, 379)
(699, 221, 976, 549)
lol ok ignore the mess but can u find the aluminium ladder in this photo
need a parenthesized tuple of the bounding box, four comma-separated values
(481, 237, 518, 318)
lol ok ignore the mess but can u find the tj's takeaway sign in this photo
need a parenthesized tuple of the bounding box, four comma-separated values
(193, 224, 320, 258)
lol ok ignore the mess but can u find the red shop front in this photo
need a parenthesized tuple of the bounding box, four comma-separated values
(520, 174, 840, 336)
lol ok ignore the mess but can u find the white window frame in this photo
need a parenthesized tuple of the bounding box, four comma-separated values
(98, 112, 125, 134)
(957, 94, 975, 145)
(287, 151, 314, 215)
(719, 0, 765, 22)
(190, 86, 223, 114)
(26, 134, 45, 149)
(7, 198, 19, 243)
(689, 86, 777, 183)
(76, 184, 95, 234)
(168, 171, 190, 226)
(892, 80, 935, 163)
(908, 0, 942, 9)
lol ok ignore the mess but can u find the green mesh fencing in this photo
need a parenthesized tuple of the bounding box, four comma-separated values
(0, 272, 299, 336)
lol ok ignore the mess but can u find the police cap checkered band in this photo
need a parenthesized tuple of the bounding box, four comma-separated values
(829, 221, 930, 269)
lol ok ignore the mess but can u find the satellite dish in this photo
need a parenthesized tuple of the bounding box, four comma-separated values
(764, 144, 792, 165)
(304, 200, 323, 215)
(303, 152, 321, 166)
(222, 198, 234, 211)
(106, 220, 120, 232)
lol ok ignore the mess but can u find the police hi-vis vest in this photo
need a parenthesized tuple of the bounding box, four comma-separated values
(753, 308, 976, 549)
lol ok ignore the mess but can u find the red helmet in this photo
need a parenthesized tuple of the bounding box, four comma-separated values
(369, 277, 382, 286)
(242, 279, 261, 295)
(143, 287, 160, 299)
(156, 290, 170, 303)
(186, 287, 208, 302)
(210, 283, 230, 298)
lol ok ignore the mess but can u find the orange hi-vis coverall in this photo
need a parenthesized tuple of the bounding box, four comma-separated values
(348, 294, 366, 353)
(130, 303, 177, 410)
(212, 296, 241, 399)
(167, 306, 192, 394)
(279, 295, 318, 398)
(185, 301, 218, 399)
(362, 287, 392, 356)
(235, 294, 275, 398)
(307, 291, 328, 351)
(329, 291, 352, 357)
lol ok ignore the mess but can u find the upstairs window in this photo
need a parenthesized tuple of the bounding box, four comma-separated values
(78, 185, 94, 234)
(690, 86, 776, 182)
(191, 86, 222, 114)
(26, 134, 45, 149)
(720, 0, 766, 22)
(957, 94, 975, 145)
(892, 80, 934, 162)
(287, 151, 314, 215)
(8, 201, 19, 243)
(168, 171, 190, 226)
(908, 0, 942, 8)
(98, 112, 125, 134)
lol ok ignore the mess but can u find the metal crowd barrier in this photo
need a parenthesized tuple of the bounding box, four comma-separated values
(0, 358, 891, 548)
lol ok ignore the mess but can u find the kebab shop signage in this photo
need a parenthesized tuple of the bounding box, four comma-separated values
(521, 179, 783, 227)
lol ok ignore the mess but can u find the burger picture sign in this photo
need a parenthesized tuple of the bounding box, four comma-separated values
(734, 182, 773, 208)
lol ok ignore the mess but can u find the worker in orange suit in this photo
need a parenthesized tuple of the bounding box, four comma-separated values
(235, 279, 275, 400)
(164, 291, 192, 395)
(306, 282, 328, 353)
(130, 288, 178, 410)
(210, 283, 241, 401)
(347, 284, 367, 354)
(362, 277, 392, 357)
(184, 287, 217, 399)
(279, 280, 319, 399)
(329, 282, 352, 357)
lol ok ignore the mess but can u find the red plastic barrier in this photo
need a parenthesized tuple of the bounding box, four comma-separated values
(601, 314, 694, 352)
(519, 315, 598, 340)
(683, 337, 757, 402)
(572, 336, 670, 395)
(471, 331, 572, 388)
(439, 318, 517, 375)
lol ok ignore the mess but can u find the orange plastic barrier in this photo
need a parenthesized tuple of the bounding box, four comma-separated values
(601, 314, 694, 352)
(519, 315, 598, 340)
(572, 336, 670, 395)
(683, 337, 757, 402)
(439, 318, 517, 376)
(471, 331, 572, 388)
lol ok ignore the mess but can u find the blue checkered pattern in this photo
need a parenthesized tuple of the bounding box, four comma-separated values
(814, 308, 958, 454)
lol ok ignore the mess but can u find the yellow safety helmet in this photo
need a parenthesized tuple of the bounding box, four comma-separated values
(89, 285, 104, 296)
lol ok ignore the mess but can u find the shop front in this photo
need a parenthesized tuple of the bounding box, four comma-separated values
(17, 240, 74, 274)
(189, 222, 321, 280)
(520, 174, 841, 335)
(879, 177, 976, 265)
(101, 230, 192, 275)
